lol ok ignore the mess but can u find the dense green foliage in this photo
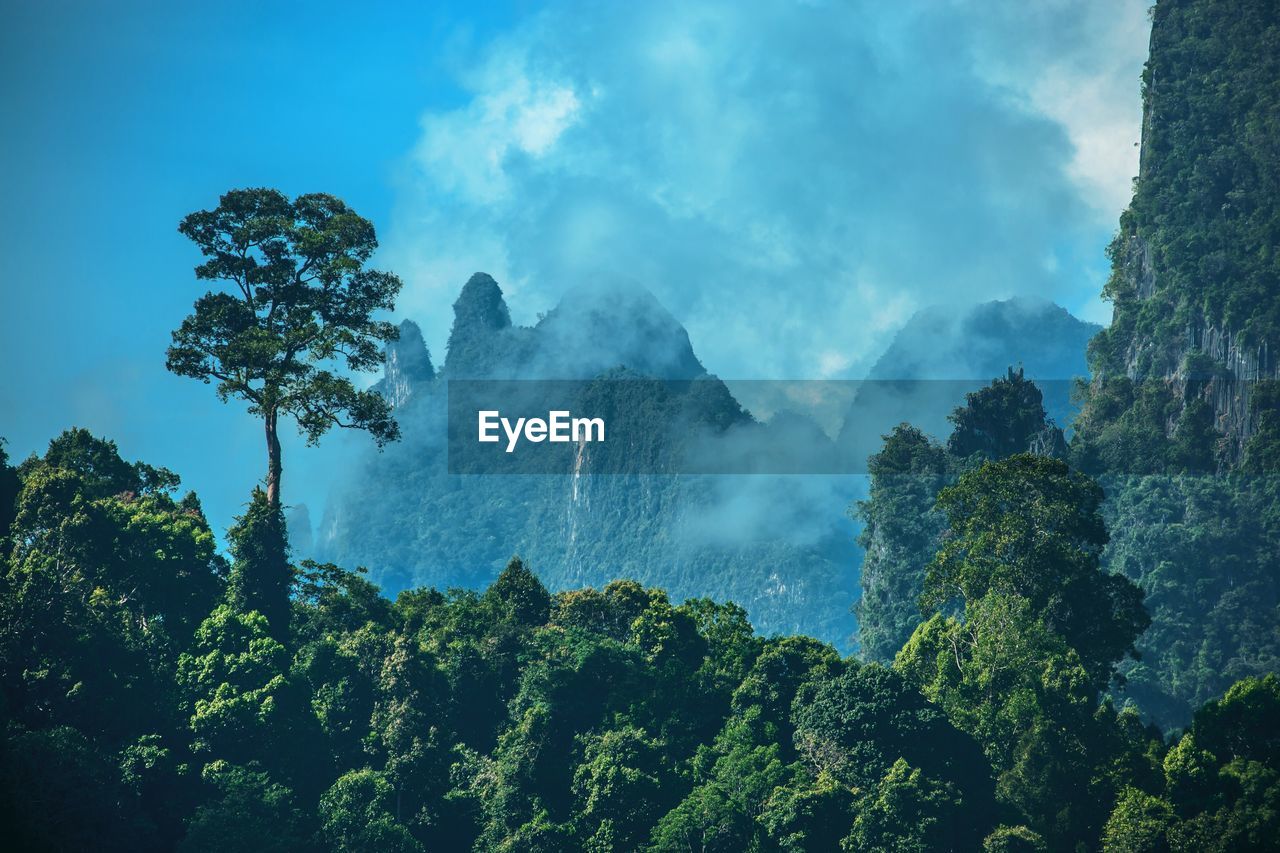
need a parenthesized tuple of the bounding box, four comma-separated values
(3, 428, 1278, 850)
(6, 4, 1280, 847)
(855, 424, 950, 663)
(858, 376, 1280, 735)
(1087, 0, 1280, 379)
(1063, 0, 1280, 734)
(224, 489, 293, 641)
(1102, 674, 1280, 852)
(861, 0, 1280, 745)
(898, 456, 1152, 849)
(946, 368, 1060, 463)
(856, 369, 1055, 662)
(1099, 473, 1280, 729)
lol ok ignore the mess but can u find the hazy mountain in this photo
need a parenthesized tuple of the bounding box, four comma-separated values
(838, 297, 1100, 467)
(865, 296, 1098, 382)
(371, 319, 435, 408)
(318, 274, 861, 648)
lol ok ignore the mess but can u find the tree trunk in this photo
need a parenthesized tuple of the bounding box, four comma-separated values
(265, 409, 282, 509)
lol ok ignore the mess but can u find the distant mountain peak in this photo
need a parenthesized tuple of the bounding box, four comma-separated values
(438, 273, 707, 380)
(836, 297, 1099, 465)
(374, 320, 435, 408)
(868, 297, 1100, 382)
(536, 283, 706, 380)
(444, 273, 524, 377)
(451, 272, 512, 333)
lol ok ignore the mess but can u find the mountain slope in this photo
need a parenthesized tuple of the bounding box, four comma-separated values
(1078, 0, 1280, 469)
(865, 297, 1099, 382)
(318, 275, 861, 647)
(848, 299, 1098, 663)
(1064, 0, 1280, 729)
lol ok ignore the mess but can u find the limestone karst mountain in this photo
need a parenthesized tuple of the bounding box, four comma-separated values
(319, 274, 1108, 651)
(318, 273, 861, 647)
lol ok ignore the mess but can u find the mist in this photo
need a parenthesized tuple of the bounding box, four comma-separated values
(385, 0, 1149, 382)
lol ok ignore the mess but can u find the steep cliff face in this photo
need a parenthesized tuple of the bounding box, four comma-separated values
(1095, 227, 1279, 465)
(442, 273, 532, 378)
(1063, 0, 1280, 730)
(1083, 0, 1280, 464)
(372, 320, 435, 408)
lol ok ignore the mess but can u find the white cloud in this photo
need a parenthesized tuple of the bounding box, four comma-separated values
(961, 0, 1150, 223)
(412, 66, 582, 204)
(388, 0, 1151, 378)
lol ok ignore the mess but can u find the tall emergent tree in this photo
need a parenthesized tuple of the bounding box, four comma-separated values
(168, 188, 403, 510)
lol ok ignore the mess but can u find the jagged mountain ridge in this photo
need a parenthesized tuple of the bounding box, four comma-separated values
(442, 273, 707, 382)
(319, 277, 1106, 651)
(318, 274, 860, 647)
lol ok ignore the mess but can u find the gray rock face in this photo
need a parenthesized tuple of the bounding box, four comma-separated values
(1108, 230, 1280, 463)
(374, 320, 435, 408)
(1183, 321, 1278, 449)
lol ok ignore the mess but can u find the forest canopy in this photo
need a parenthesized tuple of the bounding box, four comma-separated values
(1, 429, 1278, 851)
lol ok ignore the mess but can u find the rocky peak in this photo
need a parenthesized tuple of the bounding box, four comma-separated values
(375, 320, 435, 408)
(451, 273, 511, 334)
(440, 274, 709, 381)
(444, 273, 519, 377)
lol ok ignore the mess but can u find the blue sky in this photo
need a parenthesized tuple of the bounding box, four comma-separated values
(0, 0, 1150, 536)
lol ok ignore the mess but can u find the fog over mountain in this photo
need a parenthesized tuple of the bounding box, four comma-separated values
(386, 1, 1147, 383)
(313, 276, 1100, 650)
(0, 1, 1150, 544)
(864, 297, 1099, 382)
(834, 297, 1101, 466)
(317, 273, 858, 646)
